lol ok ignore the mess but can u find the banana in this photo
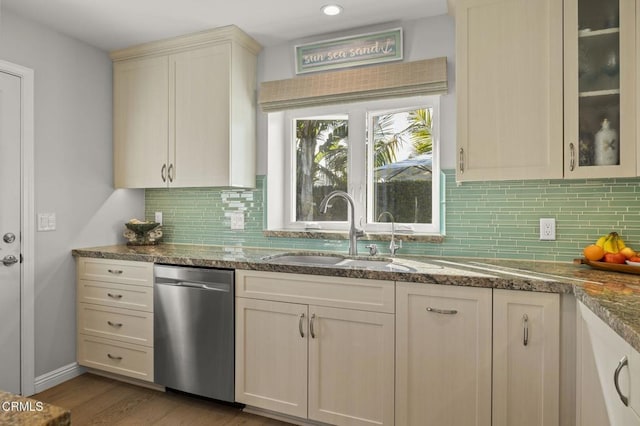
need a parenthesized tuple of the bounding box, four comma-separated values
(617, 235, 627, 250)
(596, 235, 608, 248)
(604, 232, 620, 254)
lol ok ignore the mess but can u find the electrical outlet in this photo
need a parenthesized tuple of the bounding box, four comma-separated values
(230, 211, 245, 230)
(155, 211, 163, 225)
(539, 218, 556, 241)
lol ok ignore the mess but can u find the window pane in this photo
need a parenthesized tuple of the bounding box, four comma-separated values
(372, 109, 433, 224)
(295, 118, 348, 221)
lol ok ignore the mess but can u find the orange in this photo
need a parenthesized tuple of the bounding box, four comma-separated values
(583, 244, 605, 261)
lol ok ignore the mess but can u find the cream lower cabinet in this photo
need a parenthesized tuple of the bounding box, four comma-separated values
(492, 289, 560, 426)
(76, 257, 154, 382)
(577, 301, 640, 425)
(395, 282, 492, 426)
(235, 270, 395, 426)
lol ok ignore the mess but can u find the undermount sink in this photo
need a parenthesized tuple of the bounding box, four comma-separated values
(262, 253, 416, 272)
(270, 255, 345, 265)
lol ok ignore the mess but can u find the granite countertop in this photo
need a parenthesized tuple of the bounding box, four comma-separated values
(72, 243, 640, 353)
(0, 390, 70, 425)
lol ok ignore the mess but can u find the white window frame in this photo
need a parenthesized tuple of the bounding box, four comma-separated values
(266, 95, 441, 235)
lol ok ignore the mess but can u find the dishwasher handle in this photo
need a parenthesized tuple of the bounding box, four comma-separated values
(156, 280, 230, 292)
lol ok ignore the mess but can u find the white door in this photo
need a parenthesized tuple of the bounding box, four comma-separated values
(0, 71, 22, 394)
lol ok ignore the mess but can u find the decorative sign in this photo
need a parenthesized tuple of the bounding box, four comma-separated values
(295, 28, 403, 74)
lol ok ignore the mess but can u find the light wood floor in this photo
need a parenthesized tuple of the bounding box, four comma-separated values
(33, 373, 292, 425)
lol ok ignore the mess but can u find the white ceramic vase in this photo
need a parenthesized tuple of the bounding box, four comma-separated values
(594, 118, 619, 166)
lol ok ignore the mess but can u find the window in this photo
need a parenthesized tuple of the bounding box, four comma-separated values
(267, 96, 441, 235)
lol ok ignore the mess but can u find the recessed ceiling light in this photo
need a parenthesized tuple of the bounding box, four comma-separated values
(321, 4, 343, 16)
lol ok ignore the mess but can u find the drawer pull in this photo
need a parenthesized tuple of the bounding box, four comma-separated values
(523, 314, 529, 346)
(107, 321, 123, 328)
(107, 293, 123, 299)
(614, 356, 629, 406)
(107, 269, 123, 275)
(107, 353, 123, 361)
(426, 307, 458, 315)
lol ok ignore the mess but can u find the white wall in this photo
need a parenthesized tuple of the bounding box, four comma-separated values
(0, 10, 144, 378)
(255, 15, 456, 174)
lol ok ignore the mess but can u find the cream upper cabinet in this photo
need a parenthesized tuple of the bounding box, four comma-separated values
(492, 289, 560, 426)
(564, 0, 636, 178)
(455, 0, 564, 181)
(577, 301, 640, 425)
(112, 26, 261, 189)
(395, 282, 492, 426)
(113, 56, 169, 188)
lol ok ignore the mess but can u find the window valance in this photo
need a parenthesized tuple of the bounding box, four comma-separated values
(259, 57, 448, 112)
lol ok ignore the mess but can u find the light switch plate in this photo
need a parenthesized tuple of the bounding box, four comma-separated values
(37, 213, 56, 231)
(539, 218, 556, 240)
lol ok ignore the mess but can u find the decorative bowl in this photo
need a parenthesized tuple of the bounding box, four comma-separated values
(125, 222, 160, 234)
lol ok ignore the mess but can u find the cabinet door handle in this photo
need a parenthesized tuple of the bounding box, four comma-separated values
(161, 164, 167, 182)
(569, 143, 576, 171)
(107, 353, 123, 361)
(310, 313, 316, 339)
(107, 269, 123, 275)
(107, 320, 123, 328)
(523, 314, 529, 346)
(459, 148, 465, 174)
(614, 356, 630, 406)
(298, 313, 305, 338)
(168, 164, 174, 183)
(107, 293, 123, 299)
(426, 307, 458, 315)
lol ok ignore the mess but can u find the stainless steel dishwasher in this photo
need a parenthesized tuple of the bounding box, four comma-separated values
(154, 264, 234, 402)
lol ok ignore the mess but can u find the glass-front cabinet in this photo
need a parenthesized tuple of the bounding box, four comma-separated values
(564, 0, 636, 178)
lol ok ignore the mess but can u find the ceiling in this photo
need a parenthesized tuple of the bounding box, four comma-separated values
(2, 0, 448, 51)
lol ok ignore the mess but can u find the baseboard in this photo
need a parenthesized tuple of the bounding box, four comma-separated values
(34, 362, 86, 393)
(242, 406, 330, 426)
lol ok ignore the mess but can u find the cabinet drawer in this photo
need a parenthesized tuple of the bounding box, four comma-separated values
(78, 304, 153, 346)
(77, 257, 153, 287)
(78, 279, 153, 312)
(78, 335, 153, 382)
(236, 270, 395, 313)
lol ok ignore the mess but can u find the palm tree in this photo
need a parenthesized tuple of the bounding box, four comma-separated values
(372, 108, 432, 164)
(296, 120, 348, 221)
(405, 108, 432, 155)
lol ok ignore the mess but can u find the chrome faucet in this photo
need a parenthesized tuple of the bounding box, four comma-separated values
(319, 190, 363, 255)
(377, 211, 401, 256)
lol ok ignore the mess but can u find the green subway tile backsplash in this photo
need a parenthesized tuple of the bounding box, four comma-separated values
(145, 171, 640, 262)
